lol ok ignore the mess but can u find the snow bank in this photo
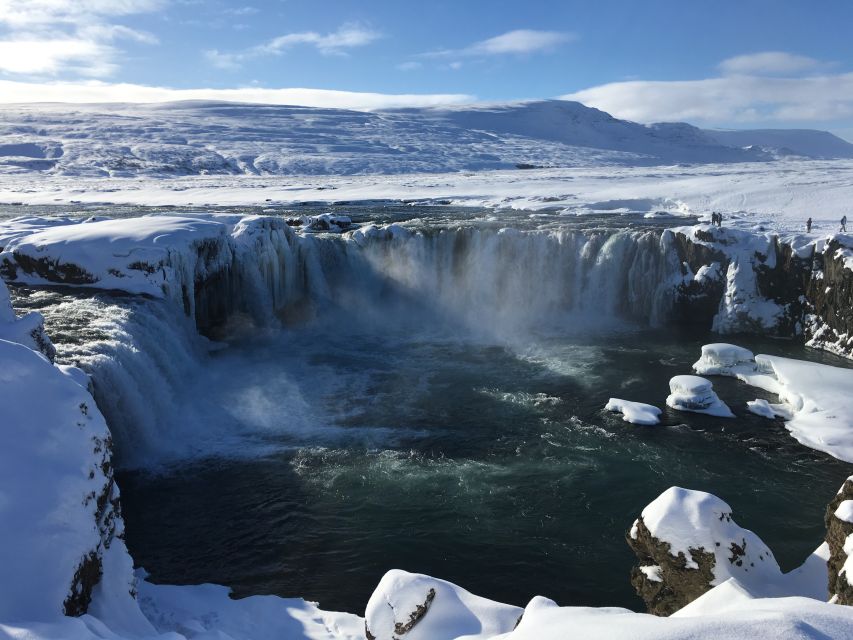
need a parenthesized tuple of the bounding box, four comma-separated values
(502, 595, 853, 640)
(666, 375, 734, 417)
(0, 333, 125, 622)
(365, 570, 522, 640)
(605, 398, 662, 425)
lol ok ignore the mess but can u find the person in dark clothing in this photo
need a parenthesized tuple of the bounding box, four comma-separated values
(807, 217, 813, 233)
(717, 212, 723, 227)
(842, 215, 848, 232)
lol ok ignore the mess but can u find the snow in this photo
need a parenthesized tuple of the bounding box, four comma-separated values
(0, 215, 231, 296)
(501, 595, 853, 640)
(365, 570, 522, 640)
(605, 398, 662, 425)
(639, 565, 663, 582)
(635, 487, 780, 582)
(0, 334, 117, 622)
(835, 501, 853, 524)
(693, 344, 756, 375)
(746, 399, 783, 419)
(694, 343, 853, 462)
(666, 375, 734, 418)
(0, 100, 773, 180)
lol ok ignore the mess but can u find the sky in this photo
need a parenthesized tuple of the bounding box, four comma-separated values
(1, 0, 852, 140)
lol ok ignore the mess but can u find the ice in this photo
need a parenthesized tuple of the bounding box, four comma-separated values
(666, 375, 735, 418)
(605, 398, 662, 425)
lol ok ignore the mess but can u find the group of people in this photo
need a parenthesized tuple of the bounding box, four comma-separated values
(708, 212, 848, 233)
(806, 216, 847, 233)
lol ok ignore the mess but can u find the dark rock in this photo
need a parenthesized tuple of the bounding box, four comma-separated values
(627, 517, 717, 616)
(827, 476, 853, 604)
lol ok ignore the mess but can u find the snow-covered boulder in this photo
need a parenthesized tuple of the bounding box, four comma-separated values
(665, 375, 734, 418)
(627, 487, 781, 616)
(605, 398, 662, 425)
(364, 570, 522, 640)
(692, 343, 755, 376)
(826, 476, 853, 605)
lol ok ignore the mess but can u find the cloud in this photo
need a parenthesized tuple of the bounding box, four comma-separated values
(0, 80, 475, 110)
(206, 23, 381, 70)
(424, 29, 573, 59)
(719, 51, 822, 76)
(563, 53, 853, 126)
(0, 0, 161, 77)
(396, 61, 422, 72)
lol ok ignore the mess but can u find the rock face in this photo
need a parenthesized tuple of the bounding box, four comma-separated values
(807, 239, 853, 358)
(627, 487, 781, 616)
(667, 225, 853, 359)
(826, 476, 853, 604)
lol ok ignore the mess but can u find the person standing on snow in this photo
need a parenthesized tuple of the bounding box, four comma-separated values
(842, 215, 848, 232)
(807, 217, 813, 233)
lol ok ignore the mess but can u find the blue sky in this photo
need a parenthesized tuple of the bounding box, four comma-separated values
(1, 0, 853, 139)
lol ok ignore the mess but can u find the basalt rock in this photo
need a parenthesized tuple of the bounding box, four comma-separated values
(627, 487, 782, 616)
(627, 516, 717, 616)
(826, 476, 853, 604)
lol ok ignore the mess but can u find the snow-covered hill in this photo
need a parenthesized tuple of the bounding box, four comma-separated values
(0, 99, 784, 177)
(703, 128, 853, 159)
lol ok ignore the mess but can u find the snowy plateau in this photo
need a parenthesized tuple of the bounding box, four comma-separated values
(2, 99, 853, 640)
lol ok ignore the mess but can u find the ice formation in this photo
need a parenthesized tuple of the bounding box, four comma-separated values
(665, 375, 735, 418)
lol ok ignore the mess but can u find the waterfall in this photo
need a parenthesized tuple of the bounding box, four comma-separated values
(16, 221, 683, 468)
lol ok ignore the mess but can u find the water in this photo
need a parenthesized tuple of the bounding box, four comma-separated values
(9, 205, 853, 615)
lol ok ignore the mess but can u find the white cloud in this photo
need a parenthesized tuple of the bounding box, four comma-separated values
(396, 61, 422, 72)
(206, 23, 381, 70)
(424, 29, 573, 59)
(0, 0, 161, 77)
(563, 71, 853, 125)
(0, 80, 475, 111)
(719, 51, 822, 76)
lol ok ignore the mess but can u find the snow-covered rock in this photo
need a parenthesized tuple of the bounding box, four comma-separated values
(692, 343, 756, 376)
(0, 335, 128, 621)
(627, 487, 782, 615)
(693, 343, 853, 461)
(665, 375, 734, 418)
(364, 570, 522, 640)
(826, 477, 853, 605)
(605, 398, 662, 425)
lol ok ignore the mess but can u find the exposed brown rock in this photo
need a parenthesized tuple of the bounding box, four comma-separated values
(827, 477, 853, 604)
(627, 517, 717, 616)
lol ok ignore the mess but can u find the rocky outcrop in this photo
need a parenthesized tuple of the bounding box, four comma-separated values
(806, 240, 853, 357)
(827, 476, 853, 604)
(627, 487, 781, 616)
(665, 226, 853, 359)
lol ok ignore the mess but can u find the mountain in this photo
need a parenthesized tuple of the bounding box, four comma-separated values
(703, 128, 853, 159)
(0, 99, 844, 177)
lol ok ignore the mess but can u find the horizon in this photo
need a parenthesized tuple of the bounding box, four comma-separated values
(1, 1, 852, 141)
